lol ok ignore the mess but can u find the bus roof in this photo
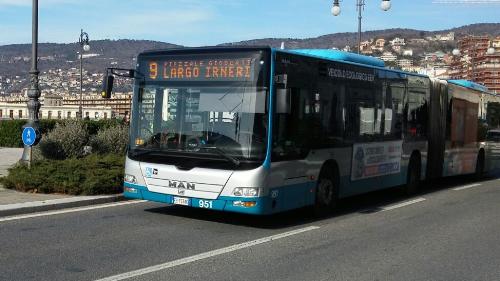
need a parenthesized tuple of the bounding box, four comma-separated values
(274, 48, 428, 79)
(290, 49, 386, 68)
(447, 79, 490, 93)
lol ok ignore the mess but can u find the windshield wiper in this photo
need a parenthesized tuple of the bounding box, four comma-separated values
(201, 146, 240, 167)
(130, 149, 172, 157)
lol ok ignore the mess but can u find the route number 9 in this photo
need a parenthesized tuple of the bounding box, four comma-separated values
(149, 62, 158, 79)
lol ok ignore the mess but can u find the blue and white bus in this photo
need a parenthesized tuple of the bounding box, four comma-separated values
(105, 46, 500, 215)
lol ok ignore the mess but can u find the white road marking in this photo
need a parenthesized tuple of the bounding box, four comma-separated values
(381, 197, 426, 211)
(0, 200, 147, 222)
(453, 183, 481, 191)
(94, 226, 321, 281)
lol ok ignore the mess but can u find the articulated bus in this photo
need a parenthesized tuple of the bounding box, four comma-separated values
(111, 46, 500, 215)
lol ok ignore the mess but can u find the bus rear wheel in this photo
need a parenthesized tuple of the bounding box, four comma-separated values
(404, 156, 421, 195)
(474, 150, 485, 180)
(313, 172, 338, 217)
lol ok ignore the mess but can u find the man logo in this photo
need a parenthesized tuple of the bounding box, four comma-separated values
(177, 189, 185, 195)
(168, 180, 195, 190)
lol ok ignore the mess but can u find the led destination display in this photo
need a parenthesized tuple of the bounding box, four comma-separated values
(147, 57, 257, 82)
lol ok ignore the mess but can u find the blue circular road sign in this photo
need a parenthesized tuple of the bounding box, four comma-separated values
(22, 127, 37, 146)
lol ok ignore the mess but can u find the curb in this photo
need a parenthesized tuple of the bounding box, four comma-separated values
(0, 194, 127, 218)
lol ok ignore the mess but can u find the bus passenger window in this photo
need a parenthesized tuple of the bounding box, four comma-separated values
(272, 87, 314, 161)
(406, 91, 428, 139)
(385, 84, 404, 138)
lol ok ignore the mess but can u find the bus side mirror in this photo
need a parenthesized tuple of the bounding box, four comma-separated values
(276, 88, 291, 114)
(101, 74, 114, 99)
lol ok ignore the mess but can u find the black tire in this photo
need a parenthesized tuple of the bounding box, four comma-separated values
(404, 156, 421, 195)
(313, 168, 338, 217)
(474, 150, 485, 180)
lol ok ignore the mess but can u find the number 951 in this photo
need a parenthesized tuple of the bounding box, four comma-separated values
(198, 200, 213, 209)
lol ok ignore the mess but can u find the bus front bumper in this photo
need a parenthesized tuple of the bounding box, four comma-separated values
(123, 183, 275, 215)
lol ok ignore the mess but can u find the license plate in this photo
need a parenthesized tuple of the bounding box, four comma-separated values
(173, 197, 190, 206)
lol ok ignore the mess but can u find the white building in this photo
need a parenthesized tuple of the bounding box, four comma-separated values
(392, 45, 402, 54)
(343, 45, 352, 52)
(397, 59, 413, 68)
(0, 95, 112, 120)
(390, 37, 406, 46)
(379, 52, 397, 62)
(403, 49, 414, 56)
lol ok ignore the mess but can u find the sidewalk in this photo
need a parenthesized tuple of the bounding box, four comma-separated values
(0, 147, 125, 217)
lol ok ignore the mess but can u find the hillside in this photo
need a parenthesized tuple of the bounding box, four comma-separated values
(1, 23, 499, 94)
(219, 23, 500, 49)
(0, 40, 180, 77)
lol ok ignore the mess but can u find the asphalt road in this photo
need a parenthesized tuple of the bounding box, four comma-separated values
(1, 176, 499, 281)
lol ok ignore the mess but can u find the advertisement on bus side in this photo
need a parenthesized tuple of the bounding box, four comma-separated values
(351, 140, 403, 181)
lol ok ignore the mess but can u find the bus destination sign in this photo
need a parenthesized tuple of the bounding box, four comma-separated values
(147, 57, 256, 82)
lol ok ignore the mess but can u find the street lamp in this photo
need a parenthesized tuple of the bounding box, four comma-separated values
(21, 0, 41, 166)
(78, 29, 90, 119)
(331, 0, 391, 54)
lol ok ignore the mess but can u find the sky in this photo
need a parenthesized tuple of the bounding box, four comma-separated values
(0, 0, 499, 46)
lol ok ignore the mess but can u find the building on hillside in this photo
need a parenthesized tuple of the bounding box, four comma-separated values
(492, 38, 500, 48)
(397, 59, 413, 68)
(392, 45, 402, 54)
(431, 32, 455, 42)
(441, 32, 455, 41)
(409, 38, 427, 44)
(448, 36, 500, 93)
(402, 66, 422, 73)
(359, 40, 373, 54)
(424, 51, 446, 62)
(403, 49, 413, 57)
(420, 65, 450, 79)
(371, 39, 385, 52)
(379, 52, 397, 62)
(375, 38, 386, 48)
(390, 37, 406, 46)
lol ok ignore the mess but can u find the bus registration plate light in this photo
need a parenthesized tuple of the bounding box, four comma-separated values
(173, 197, 190, 206)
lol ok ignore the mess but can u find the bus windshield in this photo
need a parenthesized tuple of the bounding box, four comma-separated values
(128, 51, 269, 169)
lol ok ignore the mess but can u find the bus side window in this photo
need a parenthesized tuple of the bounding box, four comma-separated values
(272, 87, 314, 161)
(345, 83, 383, 141)
(406, 90, 428, 139)
(385, 83, 405, 139)
(317, 81, 343, 146)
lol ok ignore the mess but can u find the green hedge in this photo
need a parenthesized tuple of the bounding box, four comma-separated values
(0, 119, 125, 148)
(83, 119, 124, 135)
(0, 154, 124, 195)
(0, 119, 58, 147)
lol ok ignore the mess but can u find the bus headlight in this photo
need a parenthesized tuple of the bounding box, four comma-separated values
(124, 174, 137, 184)
(233, 187, 260, 197)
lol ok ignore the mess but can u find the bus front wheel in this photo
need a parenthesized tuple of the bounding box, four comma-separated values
(313, 169, 338, 216)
